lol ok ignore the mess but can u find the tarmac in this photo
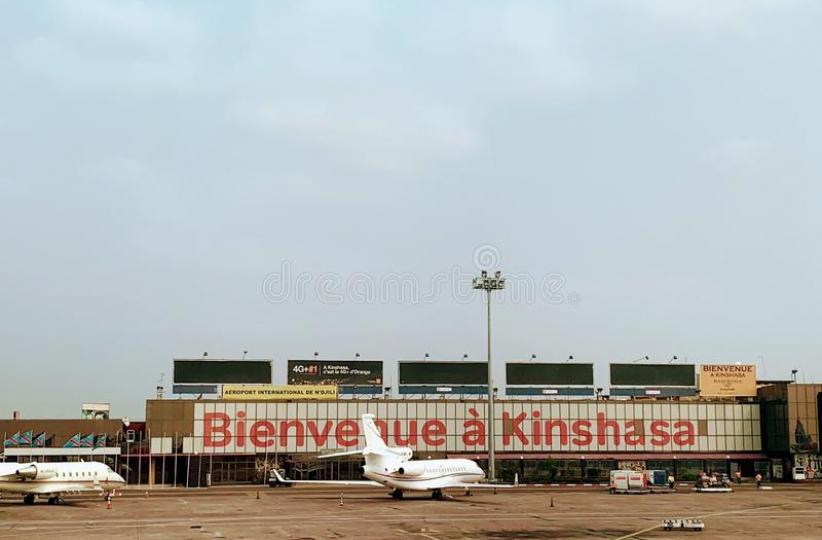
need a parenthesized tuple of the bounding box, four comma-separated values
(0, 483, 820, 539)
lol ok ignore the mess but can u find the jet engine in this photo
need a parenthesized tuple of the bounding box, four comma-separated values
(395, 462, 426, 477)
(15, 464, 57, 480)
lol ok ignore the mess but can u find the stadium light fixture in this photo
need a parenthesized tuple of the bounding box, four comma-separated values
(668, 355, 678, 364)
(242, 350, 248, 359)
(355, 353, 360, 359)
(472, 268, 505, 482)
(567, 355, 574, 363)
(632, 355, 649, 363)
(314, 352, 319, 359)
(530, 354, 536, 363)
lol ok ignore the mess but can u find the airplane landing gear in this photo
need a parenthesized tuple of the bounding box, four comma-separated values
(391, 489, 404, 500)
(23, 494, 36, 505)
(431, 489, 444, 501)
(47, 496, 63, 505)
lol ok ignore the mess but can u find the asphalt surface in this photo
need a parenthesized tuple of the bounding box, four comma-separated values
(0, 483, 820, 539)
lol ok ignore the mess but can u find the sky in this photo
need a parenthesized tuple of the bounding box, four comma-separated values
(1, 1, 821, 419)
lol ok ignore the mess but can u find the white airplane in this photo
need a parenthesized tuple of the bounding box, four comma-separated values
(272, 413, 513, 500)
(0, 461, 125, 505)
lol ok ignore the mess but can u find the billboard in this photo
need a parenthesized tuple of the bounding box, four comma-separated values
(506, 363, 594, 386)
(173, 385, 219, 395)
(173, 360, 272, 384)
(222, 385, 338, 400)
(610, 364, 695, 387)
(399, 362, 487, 385)
(287, 360, 382, 386)
(699, 364, 757, 397)
(81, 402, 110, 420)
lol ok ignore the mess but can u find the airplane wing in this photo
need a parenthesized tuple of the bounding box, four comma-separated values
(271, 469, 381, 487)
(317, 449, 365, 459)
(280, 479, 383, 486)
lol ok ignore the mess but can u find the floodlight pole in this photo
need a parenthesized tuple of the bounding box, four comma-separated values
(473, 270, 505, 482)
(486, 287, 494, 482)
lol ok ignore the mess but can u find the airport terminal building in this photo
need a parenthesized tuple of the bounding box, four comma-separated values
(143, 397, 768, 486)
(2, 360, 820, 487)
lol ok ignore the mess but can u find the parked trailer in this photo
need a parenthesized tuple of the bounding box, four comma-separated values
(609, 470, 650, 494)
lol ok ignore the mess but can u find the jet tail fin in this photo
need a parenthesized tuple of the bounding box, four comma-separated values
(362, 413, 386, 451)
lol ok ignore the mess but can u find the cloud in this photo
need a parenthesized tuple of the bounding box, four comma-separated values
(616, 0, 813, 31)
(716, 137, 770, 164)
(233, 97, 479, 174)
(10, 0, 200, 93)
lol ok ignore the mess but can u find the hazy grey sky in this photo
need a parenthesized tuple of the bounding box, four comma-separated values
(2, 1, 821, 418)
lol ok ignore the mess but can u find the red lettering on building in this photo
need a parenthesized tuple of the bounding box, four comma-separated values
(503, 412, 528, 445)
(279, 419, 305, 447)
(198, 410, 704, 451)
(650, 420, 671, 446)
(203, 412, 231, 447)
(394, 420, 418, 446)
(673, 421, 695, 446)
(421, 420, 446, 446)
(236, 411, 247, 448)
(307, 420, 333, 446)
(335, 420, 359, 447)
(624, 420, 644, 445)
(545, 419, 569, 446)
(462, 408, 485, 446)
(250, 421, 275, 448)
(571, 420, 592, 446)
(596, 412, 620, 446)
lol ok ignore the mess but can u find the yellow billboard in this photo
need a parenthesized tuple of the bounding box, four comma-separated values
(699, 364, 757, 397)
(222, 385, 338, 400)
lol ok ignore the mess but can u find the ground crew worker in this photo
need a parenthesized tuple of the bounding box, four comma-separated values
(755, 472, 763, 488)
(667, 473, 675, 490)
(735, 470, 742, 484)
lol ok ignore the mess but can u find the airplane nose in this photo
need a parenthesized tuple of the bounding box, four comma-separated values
(112, 473, 126, 486)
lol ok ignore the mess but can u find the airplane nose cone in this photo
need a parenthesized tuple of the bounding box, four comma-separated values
(111, 473, 126, 486)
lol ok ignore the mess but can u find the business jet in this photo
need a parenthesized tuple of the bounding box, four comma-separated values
(272, 414, 513, 500)
(0, 461, 125, 505)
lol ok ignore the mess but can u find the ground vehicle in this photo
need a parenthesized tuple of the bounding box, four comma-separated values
(663, 519, 704, 531)
(268, 469, 292, 488)
(647, 469, 670, 489)
(609, 470, 649, 494)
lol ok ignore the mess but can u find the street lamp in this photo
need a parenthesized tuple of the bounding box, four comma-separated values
(472, 269, 505, 482)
